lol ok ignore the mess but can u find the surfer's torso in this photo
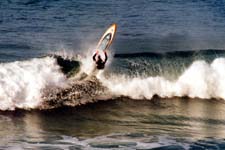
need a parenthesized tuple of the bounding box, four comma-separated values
(93, 52, 108, 70)
(96, 60, 106, 69)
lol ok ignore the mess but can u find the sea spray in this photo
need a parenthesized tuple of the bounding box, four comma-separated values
(99, 58, 225, 100)
(1, 50, 225, 110)
(0, 57, 66, 110)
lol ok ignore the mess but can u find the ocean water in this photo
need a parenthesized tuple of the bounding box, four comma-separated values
(1, 0, 225, 149)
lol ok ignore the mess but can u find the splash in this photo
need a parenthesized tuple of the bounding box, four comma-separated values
(0, 57, 66, 110)
(99, 58, 225, 100)
(1, 49, 224, 111)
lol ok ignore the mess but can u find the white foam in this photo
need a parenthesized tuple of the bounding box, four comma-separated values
(99, 58, 225, 100)
(0, 57, 66, 110)
(80, 53, 96, 75)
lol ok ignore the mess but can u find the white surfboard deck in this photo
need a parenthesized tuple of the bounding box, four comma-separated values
(94, 24, 117, 59)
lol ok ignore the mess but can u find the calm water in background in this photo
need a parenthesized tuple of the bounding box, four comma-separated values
(1, 0, 225, 149)
(1, 0, 225, 57)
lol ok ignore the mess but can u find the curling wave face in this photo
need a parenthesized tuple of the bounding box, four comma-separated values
(100, 50, 225, 100)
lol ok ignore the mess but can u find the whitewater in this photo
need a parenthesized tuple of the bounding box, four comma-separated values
(101, 58, 225, 100)
(0, 57, 66, 110)
(0, 50, 224, 110)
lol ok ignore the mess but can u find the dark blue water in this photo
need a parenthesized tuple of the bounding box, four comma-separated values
(1, 0, 225, 59)
(1, 0, 225, 149)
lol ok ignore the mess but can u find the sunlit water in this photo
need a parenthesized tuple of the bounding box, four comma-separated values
(1, 0, 225, 149)
(1, 98, 225, 149)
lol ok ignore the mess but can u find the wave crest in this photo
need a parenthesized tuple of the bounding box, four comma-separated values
(0, 57, 66, 110)
(100, 58, 225, 100)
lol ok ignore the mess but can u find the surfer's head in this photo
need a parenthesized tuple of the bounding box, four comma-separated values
(98, 55, 102, 61)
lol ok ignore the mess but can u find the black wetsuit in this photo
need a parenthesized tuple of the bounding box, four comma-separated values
(93, 52, 108, 70)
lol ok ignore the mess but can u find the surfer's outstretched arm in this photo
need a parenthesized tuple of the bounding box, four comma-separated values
(104, 51, 108, 62)
(93, 53, 97, 61)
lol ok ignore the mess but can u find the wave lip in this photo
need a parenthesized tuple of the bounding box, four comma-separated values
(0, 57, 66, 110)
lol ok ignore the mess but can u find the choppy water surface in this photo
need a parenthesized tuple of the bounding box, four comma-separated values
(1, 0, 225, 149)
(1, 0, 225, 56)
(2, 98, 225, 149)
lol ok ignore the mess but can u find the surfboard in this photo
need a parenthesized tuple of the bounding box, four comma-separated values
(96, 23, 117, 52)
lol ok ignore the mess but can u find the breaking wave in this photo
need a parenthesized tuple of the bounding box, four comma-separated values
(0, 57, 66, 110)
(0, 49, 225, 110)
(100, 57, 225, 100)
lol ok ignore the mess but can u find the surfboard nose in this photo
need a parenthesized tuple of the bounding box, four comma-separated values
(96, 23, 117, 51)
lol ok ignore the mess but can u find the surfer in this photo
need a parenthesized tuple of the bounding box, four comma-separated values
(92, 23, 116, 70)
(93, 51, 108, 69)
